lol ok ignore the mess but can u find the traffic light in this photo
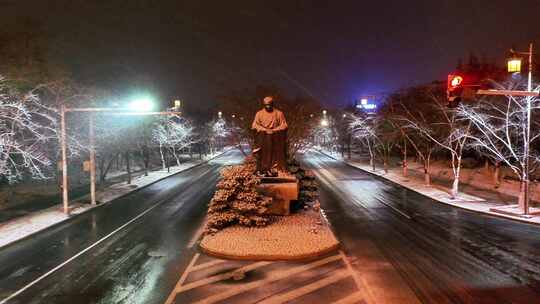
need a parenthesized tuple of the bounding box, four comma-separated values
(447, 74, 464, 107)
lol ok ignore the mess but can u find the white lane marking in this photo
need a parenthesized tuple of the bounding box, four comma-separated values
(0, 200, 165, 304)
(189, 259, 226, 272)
(164, 253, 200, 304)
(374, 198, 412, 220)
(192, 254, 342, 304)
(176, 261, 273, 293)
(339, 250, 377, 304)
(187, 217, 207, 248)
(331, 291, 365, 304)
(258, 269, 350, 304)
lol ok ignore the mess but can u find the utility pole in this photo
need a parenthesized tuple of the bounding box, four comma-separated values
(477, 42, 538, 217)
(60, 105, 69, 214)
(89, 114, 96, 205)
(523, 42, 533, 215)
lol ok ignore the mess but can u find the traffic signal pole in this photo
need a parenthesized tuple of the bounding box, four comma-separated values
(476, 43, 538, 217)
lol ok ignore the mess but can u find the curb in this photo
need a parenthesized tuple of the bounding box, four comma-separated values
(315, 149, 540, 227)
(0, 148, 233, 250)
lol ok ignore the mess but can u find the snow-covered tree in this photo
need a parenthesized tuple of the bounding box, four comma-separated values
(153, 115, 196, 169)
(0, 77, 57, 182)
(350, 112, 398, 173)
(402, 86, 471, 198)
(390, 86, 441, 185)
(458, 91, 540, 213)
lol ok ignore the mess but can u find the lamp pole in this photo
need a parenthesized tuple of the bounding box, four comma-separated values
(60, 105, 69, 214)
(89, 114, 96, 205)
(477, 43, 538, 216)
(523, 43, 533, 214)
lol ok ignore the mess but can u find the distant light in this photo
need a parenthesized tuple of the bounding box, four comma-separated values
(508, 58, 522, 73)
(128, 96, 154, 112)
(361, 98, 368, 105)
(174, 99, 181, 109)
(231, 114, 236, 118)
(320, 119, 329, 127)
(218, 111, 222, 118)
(356, 104, 362, 109)
(322, 110, 327, 115)
(342, 114, 347, 118)
(363, 104, 377, 110)
(310, 114, 314, 118)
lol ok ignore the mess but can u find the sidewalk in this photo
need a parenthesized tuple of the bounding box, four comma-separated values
(0, 149, 231, 249)
(317, 149, 540, 226)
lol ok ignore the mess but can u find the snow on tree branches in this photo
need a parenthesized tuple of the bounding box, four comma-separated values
(0, 76, 57, 182)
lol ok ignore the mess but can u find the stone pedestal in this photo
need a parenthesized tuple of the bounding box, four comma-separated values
(257, 176, 298, 215)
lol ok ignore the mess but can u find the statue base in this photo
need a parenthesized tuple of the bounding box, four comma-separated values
(257, 176, 298, 216)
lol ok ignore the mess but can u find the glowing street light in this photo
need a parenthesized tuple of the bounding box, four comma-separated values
(218, 111, 222, 118)
(173, 99, 182, 110)
(128, 96, 154, 112)
(508, 58, 522, 73)
(320, 119, 329, 127)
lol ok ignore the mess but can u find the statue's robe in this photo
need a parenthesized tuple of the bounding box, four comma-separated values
(251, 108, 288, 172)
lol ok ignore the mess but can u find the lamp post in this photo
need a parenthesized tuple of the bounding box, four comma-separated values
(508, 43, 534, 215)
(477, 43, 538, 216)
(59, 101, 181, 215)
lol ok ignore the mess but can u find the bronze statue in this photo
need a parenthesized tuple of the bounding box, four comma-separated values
(252, 96, 288, 175)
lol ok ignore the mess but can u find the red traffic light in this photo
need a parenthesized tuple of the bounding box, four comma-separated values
(448, 74, 463, 89)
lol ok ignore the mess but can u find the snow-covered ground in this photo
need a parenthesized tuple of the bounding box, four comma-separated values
(317, 149, 540, 225)
(0, 148, 231, 249)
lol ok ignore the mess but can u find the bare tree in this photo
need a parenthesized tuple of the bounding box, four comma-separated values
(0, 77, 57, 182)
(402, 85, 471, 198)
(391, 86, 440, 185)
(153, 115, 197, 169)
(458, 91, 540, 213)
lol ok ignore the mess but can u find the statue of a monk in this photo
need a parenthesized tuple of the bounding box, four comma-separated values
(251, 96, 288, 175)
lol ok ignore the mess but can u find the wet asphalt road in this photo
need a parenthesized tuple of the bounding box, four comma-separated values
(0, 148, 539, 303)
(0, 149, 244, 304)
(302, 151, 540, 303)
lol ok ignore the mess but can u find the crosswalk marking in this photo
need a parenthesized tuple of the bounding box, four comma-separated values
(191, 254, 342, 304)
(258, 269, 350, 304)
(176, 261, 273, 293)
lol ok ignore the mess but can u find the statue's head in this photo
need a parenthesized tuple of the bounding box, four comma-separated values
(263, 96, 274, 112)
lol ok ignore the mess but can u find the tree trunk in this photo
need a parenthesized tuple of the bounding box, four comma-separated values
(423, 159, 431, 186)
(172, 148, 181, 166)
(518, 177, 528, 213)
(159, 144, 166, 170)
(125, 151, 131, 184)
(370, 156, 375, 171)
(142, 146, 150, 177)
(402, 142, 408, 177)
(165, 149, 170, 173)
(484, 158, 489, 174)
(383, 156, 388, 174)
(450, 159, 461, 199)
(493, 161, 501, 188)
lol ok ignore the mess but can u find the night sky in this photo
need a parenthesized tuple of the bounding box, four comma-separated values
(1, 0, 540, 113)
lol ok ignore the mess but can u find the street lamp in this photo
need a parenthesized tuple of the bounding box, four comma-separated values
(58, 98, 181, 215)
(128, 96, 154, 112)
(173, 99, 182, 111)
(507, 57, 522, 73)
(320, 119, 329, 127)
(218, 111, 222, 118)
